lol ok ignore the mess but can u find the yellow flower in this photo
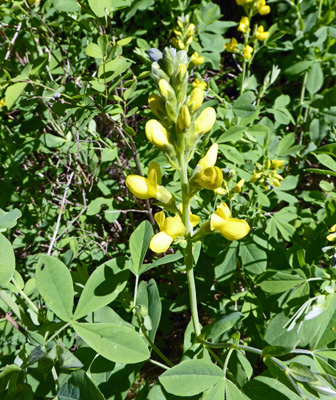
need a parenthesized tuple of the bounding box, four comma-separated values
(126, 161, 161, 200)
(150, 211, 186, 253)
(176, 63, 187, 79)
(256, 25, 270, 41)
(195, 107, 216, 135)
(187, 23, 195, 37)
(327, 224, 336, 242)
(243, 45, 253, 60)
(0, 98, 6, 108)
(210, 203, 250, 241)
(174, 29, 182, 37)
(187, 88, 204, 112)
(145, 119, 170, 149)
(198, 143, 218, 169)
(192, 78, 207, 90)
(178, 39, 185, 50)
(158, 79, 172, 98)
(257, 0, 271, 15)
(191, 52, 205, 66)
(225, 38, 238, 52)
(238, 16, 250, 33)
(178, 105, 191, 131)
(271, 159, 285, 170)
(195, 167, 223, 190)
(148, 94, 164, 116)
(232, 178, 245, 193)
(250, 170, 262, 183)
(126, 162, 174, 207)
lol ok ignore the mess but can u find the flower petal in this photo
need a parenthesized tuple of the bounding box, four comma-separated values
(154, 211, 166, 231)
(150, 231, 173, 253)
(126, 175, 153, 199)
(164, 215, 186, 238)
(217, 218, 250, 241)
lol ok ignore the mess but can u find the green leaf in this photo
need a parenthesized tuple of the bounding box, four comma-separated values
(0, 233, 15, 287)
(243, 376, 302, 400)
(225, 380, 245, 400)
(288, 362, 316, 382)
(217, 127, 244, 143)
(0, 208, 21, 231)
(159, 360, 224, 397)
(98, 58, 131, 83)
(201, 312, 245, 340)
(305, 168, 336, 177)
(74, 258, 130, 320)
(307, 61, 324, 95)
(5, 82, 27, 110)
(54, 0, 80, 12)
(58, 370, 106, 400)
(262, 346, 293, 357)
(73, 322, 150, 364)
(129, 220, 153, 275)
(284, 60, 313, 76)
(257, 271, 305, 293)
(97, 34, 108, 56)
(313, 153, 336, 173)
(85, 43, 103, 59)
(136, 279, 161, 342)
(139, 252, 183, 275)
(240, 243, 267, 275)
(88, 0, 112, 17)
(232, 92, 256, 118)
(202, 381, 225, 399)
(35, 256, 74, 322)
(0, 364, 21, 392)
(214, 242, 239, 282)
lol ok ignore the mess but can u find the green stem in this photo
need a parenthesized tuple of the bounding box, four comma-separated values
(223, 348, 234, 376)
(240, 61, 247, 95)
(47, 321, 73, 343)
(179, 152, 201, 338)
(12, 278, 39, 315)
(149, 359, 171, 370)
(318, 0, 323, 19)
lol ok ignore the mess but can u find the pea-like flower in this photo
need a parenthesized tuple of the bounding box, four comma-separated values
(148, 94, 164, 116)
(145, 119, 170, 149)
(225, 38, 238, 53)
(195, 108, 216, 135)
(178, 105, 191, 131)
(327, 224, 336, 243)
(257, 0, 271, 15)
(256, 25, 270, 41)
(238, 17, 250, 33)
(192, 78, 207, 90)
(126, 162, 174, 207)
(187, 88, 204, 112)
(187, 23, 195, 37)
(150, 211, 186, 253)
(232, 178, 245, 194)
(191, 52, 205, 66)
(210, 203, 250, 241)
(243, 45, 253, 60)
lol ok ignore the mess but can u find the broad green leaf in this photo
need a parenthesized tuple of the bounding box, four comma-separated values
(136, 279, 161, 342)
(240, 243, 267, 275)
(315, 350, 336, 363)
(305, 168, 336, 177)
(0, 233, 15, 287)
(243, 376, 302, 400)
(257, 271, 305, 293)
(35, 256, 74, 322)
(159, 360, 224, 397)
(0, 208, 21, 231)
(225, 380, 245, 400)
(313, 153, 336, 173)
(139, 252, 183, 275)
(315, 144, 336, 158)
(73, 322, 150, 363)
(129, 220, 153, 275)
(217, 127, 244, 143)
(214, 242, 239, 282)
(88, 0, 112, 17)
(201, 312, 245, 340)
(5, 82, 27, 110)
(97, 34, 108, 56)
(98, 58, 131, 83)
(54, 0, 80, 12)
(0, 364, 21, 392)
(262, 346, 293, 357)
(284, 60, 313, 76)
(74, 258, 130, 320)
(85, 43, 103, 59)
(236, 350, 253, 380)
(288, 362, 316, 382)
(58, 370, 106, 400)
(232, 92, 256, 118)
(307, 62, 324, 95)
(202, 381, 225, 399)
(117, 37, 133, 46)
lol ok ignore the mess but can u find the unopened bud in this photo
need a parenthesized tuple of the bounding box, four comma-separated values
(195, 107, 216, 135)
(178, 105, 191, 130)
(148, 94, 164, 116)
(145, 119, 170, 149)
(187, 88, 204, 112)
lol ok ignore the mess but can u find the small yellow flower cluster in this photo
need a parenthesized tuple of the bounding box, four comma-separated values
(250, 159, 285, 189)
(225, 0, 271, 60)
(0, 98, 6, 108)
(172, 15, 195, 52)
(327, 224, 336, 243)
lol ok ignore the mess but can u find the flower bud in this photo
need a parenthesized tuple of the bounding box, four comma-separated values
(265, 160, 271, 169)
(193, 78, 207, 90)
(187, 88, 204, 112)
(174, 29, 182, 37)
(232, 179, 245, 193)
(126, 175, 157, 199)
(148, 94, 164, 116)
(238, 17, 249, 33)
(271, 159, 285, 169)
(187, 23, 195, 37)
(159, 79, 172, 98)
(145, 119, 170, 148)
(195, 107, 216, 135)
(178, 39, 185, 50)
(178, 105, 191, 130)
(195, 166, 223, 190)
(198, 143, 218, 169)
(162, 47, 176, 77)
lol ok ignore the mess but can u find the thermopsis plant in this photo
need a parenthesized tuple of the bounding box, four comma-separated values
(126, 47, 250, 339)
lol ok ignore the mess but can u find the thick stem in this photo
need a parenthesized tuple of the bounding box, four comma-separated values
(179, 152, 201, 338)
